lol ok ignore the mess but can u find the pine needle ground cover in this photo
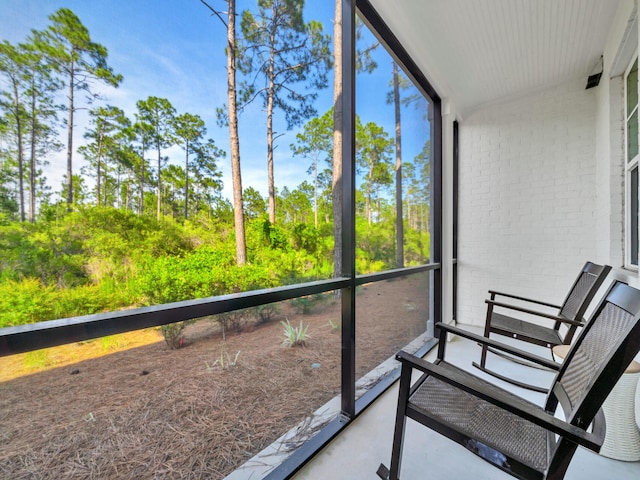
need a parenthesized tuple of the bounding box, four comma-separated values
(0, 275, 428, 479)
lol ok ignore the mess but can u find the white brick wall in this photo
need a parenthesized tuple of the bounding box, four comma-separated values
(457, 79, 599, 326)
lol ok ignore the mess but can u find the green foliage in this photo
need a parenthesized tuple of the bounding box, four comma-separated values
(242, 187, 266, 219)
(262, 219, 289, 250)
(54, 283, 126, 319)
(252, 303, 279, 324)
(291, 222, 319, 252)
(239, 0, 331, 130)
(23, 349, 50, 369)
(101, 335, 129, 352)
(160, 321, 192, 349)
(0, 219, 86, 286)
(404, 228, 430, 265)
(355, 217, 395, 273)
(244, 216, 332, 282)
(0, 197, 429, 328)
(137, 245, 273, 305)
(213, 310, 247, 339)
(290, 292, 329, 314)
(0, 279, 54, 327)
(281, 318, 310, 348)
(0, 7, 435, 336)
(0, 276, 126, 328)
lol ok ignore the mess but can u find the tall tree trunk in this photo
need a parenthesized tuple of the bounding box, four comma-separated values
(393, 61, 404, 268)
(139, 151, 145, 214)
(367, 162, 372, 225)
(156, 143, 161, 221)
(313, 150, 318, 228)
(266, 16, 277, 225)
(96, 132, 103, 206)
(12, 81, 25, 221)
(66, 61, 74, 209)
(184, 139, 189, 219)
(104, 164, 109, 206)
(29, 83, 37, 222)
(332, 0, 343, 279)
(126, 175, 132, 210)
(227, 0, 247, 265)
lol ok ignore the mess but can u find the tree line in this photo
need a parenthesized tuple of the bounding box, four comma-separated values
(1, 1, 432, 281)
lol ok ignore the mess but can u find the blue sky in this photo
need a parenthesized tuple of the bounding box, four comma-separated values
(1, 0, 431, 202)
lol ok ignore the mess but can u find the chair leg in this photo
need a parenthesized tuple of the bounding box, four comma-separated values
(378, 360, 412, 480)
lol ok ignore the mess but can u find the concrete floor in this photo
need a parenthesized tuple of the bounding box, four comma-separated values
(293, 327, 640, 480)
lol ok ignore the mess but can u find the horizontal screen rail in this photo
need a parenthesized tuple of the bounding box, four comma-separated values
(356, 263, 439, 285)
(0, 277, 351, 356)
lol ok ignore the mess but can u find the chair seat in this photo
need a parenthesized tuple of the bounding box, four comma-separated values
(409, 361, 549, 471)
(491, 312, 564, 346)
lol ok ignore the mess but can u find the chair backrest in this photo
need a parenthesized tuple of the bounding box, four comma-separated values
(556, 262, 611, 342)
(545, 281, 640, 475)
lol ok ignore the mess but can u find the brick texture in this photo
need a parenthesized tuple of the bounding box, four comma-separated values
(457, 79, 598, 325)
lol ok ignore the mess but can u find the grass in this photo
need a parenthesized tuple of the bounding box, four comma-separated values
(206, 343, 241, 370)
(101, 335, 131, 352)
(23, 349, 50, 369)
(328, 319, 340, 333)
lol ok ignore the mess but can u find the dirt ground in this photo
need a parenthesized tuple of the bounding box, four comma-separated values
(0, 275, 429, 479)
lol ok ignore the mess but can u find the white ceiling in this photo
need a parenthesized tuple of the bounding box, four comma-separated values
(367, 0, 621, 117)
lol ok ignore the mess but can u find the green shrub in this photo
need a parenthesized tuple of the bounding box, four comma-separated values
(291, 223, 319, 252)
(51, 284, 122, 319)
(137, 246, 274, 305)
(290, 293, 328, 314)
(212, 310, 247, 339)
(160, 321, 193, 349)
(0, 279, 54, 327)
(252, 303, 279, 324)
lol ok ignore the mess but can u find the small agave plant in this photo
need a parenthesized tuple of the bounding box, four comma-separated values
(281, 318, 310, 347)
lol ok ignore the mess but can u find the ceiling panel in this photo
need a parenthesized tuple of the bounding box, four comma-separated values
(367, 0, 620, 116)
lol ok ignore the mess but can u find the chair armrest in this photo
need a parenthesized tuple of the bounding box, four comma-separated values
(436, 322, 559, 370)
(486, 300, 584, 327)
(396, 350, 602, 452)
(488, 289, 562, 310)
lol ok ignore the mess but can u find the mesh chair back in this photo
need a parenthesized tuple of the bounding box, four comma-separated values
(555, 263, 611, 345)
(558, 265, 608, 321)
(558, 271, 599, 320)
(552, 282, 640, 424)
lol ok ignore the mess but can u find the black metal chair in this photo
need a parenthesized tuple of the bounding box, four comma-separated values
(474, 261, 611, 392)
(378, 281, 640, 480)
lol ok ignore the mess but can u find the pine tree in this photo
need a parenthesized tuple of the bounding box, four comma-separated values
(357, 122, 394, 225)
(173, 112, 206, 219)
(135, 96, 175, 221)
(80, 105, 129, 206)
(200, 0, 247, 265)
(131, 120, 154, 214)
(22, 33, 61, 222)
(41, 8, 122, 209)
(0, 41, 28, 221)
(192, 138, 225, 215)
(291, 109, 333, 228)
(240, 0, 331, 224)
